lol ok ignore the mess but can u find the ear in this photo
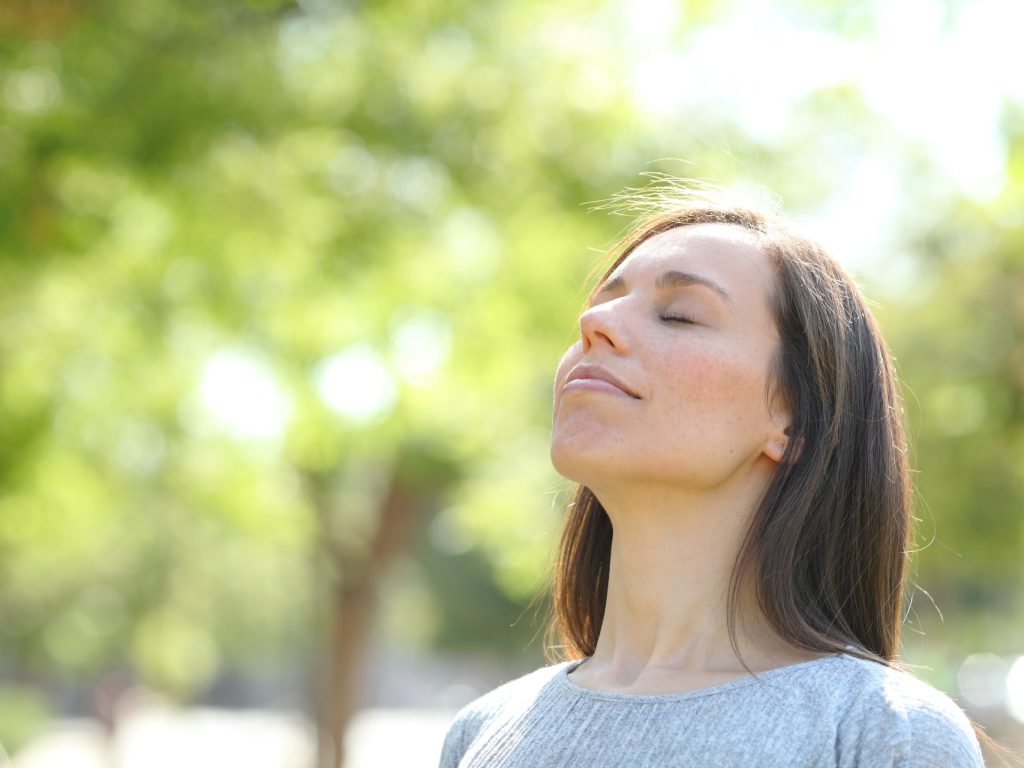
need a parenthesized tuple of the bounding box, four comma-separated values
(763, 394, 796, 464)
(763, 425, 790, 463)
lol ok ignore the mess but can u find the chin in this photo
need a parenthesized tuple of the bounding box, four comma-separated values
(550, 438, 581, 480)
(550, 438, 611, 486)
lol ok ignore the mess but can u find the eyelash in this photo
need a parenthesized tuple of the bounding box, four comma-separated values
(660, 314, 695, 325)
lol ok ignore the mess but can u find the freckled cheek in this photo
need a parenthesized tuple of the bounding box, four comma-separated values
(659, 351, 763, 410)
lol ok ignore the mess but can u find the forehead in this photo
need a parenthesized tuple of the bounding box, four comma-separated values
(604, 223, 776, 301)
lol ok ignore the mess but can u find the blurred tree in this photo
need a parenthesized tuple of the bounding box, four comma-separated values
(0, 0, 645, 763)
(878, 120, 1024, 655)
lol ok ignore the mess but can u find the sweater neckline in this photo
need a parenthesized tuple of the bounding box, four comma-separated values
(556, 653, 845, 703)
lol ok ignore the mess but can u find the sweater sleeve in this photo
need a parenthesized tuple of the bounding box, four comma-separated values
(437, 714, 465, 768)
(835, 663, 985, 768)
(899, 695, 984, 768)
(436, 662, 564, 767)
(437, 701, 484, 768)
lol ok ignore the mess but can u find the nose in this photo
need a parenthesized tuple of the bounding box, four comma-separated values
(579, 302, 629, 354)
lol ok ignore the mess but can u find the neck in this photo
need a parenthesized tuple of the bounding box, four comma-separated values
(583, 480, 802, 684)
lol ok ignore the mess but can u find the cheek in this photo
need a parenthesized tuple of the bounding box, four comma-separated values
(553, 343, 581, 395)
(658, 344, 768, 419)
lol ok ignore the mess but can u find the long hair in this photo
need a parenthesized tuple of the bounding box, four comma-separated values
(545, 198, 911, 666)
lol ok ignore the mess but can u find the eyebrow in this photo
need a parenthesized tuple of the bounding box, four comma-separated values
(595, 270, 734, 306)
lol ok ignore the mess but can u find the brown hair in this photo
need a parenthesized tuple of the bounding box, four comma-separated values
(545, 197, 911, 666)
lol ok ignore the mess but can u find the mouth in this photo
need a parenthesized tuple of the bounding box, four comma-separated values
(562, 364, 640, 399)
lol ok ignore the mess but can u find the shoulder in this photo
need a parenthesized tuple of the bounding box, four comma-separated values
(825, 655, 983, 767)
(438, 660, 571, 768)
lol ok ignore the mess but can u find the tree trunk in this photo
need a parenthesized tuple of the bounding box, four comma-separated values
(308, 464, 422, 768)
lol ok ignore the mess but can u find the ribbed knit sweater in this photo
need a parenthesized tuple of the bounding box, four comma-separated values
(438, 654, 983, 767)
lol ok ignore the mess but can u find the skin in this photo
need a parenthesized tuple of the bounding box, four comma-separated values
(550, 222, 818, 695)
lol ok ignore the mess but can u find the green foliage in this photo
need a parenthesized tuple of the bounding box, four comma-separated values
(0, 0, 1020, 713)
(878, 142, 1024, 649)
(0, 685, 49, 756)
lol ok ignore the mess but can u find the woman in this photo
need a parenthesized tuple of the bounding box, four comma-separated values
(438, 193, 985, 767)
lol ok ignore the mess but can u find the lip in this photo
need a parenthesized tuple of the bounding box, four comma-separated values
(562, 363, 640, 399)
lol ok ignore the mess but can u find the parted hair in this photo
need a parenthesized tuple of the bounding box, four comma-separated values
(544, 196, 912, 667)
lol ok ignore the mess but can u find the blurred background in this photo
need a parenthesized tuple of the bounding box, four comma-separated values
(1, 0, 1023, 765)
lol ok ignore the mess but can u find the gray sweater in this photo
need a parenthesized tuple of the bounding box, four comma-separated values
(438, 654, 983, 767)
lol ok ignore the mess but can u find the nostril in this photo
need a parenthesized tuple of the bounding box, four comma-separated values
(579, 305, 627, 354)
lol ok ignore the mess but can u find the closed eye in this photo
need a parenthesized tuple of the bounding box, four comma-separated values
(661, 314, 696, 325)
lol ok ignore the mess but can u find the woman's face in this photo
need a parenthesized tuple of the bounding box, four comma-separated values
(551, 223, 790, 495)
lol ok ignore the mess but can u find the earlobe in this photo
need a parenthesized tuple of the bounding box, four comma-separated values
(764, 432, 789, 463)
(765, 389, 795, 463)
(765, 428, 803, 464)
